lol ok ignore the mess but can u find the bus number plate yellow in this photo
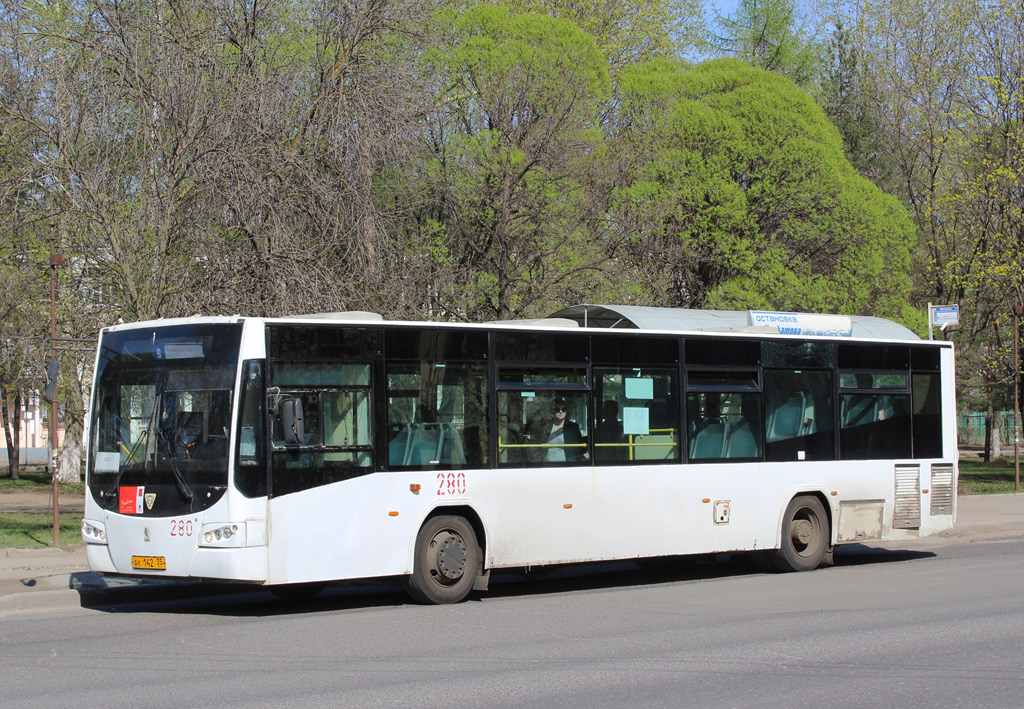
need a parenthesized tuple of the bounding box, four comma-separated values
(131, 555, 166, 570)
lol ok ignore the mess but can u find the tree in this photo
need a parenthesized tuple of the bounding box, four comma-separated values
(499, 0, 705, 69)
(818, 21, 896, 190)
(0, 247, 47, 480)
(611, 58, 918, 322)
(410, 4, 620, 320)
(708, 0, 821, 87)
(0, 28, 49, 479)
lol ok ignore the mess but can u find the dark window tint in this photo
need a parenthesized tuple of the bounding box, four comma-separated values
(495, 331, 589, 362)
(762, 340, 834, 369)
(763, 370, 834, 462)
(912, 373, 942, 458)
(687, 369, 759, 390)
(590, 335, 679, 365)
(839, 392, 911, 459)
(235, 361, 266, 497)
(272, 362, 370, 387)
(268, 326, 382, 360)
(499, 367, 588, 388)
(385, 328, 488, 361)
(686, 338, 760, 367)
(838, 344, 909, 370)
(911, 346, 942, 372)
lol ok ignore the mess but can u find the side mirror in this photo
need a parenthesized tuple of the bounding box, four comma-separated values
(43, 359, 60, 403)
(281, 398, 304, 445)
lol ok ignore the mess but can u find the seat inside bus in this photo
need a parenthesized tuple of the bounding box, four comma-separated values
(388, 423, 466, 467)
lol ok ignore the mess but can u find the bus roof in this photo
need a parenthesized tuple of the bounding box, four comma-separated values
(99, 305, 922, 342)
(549, 304, 921, 341)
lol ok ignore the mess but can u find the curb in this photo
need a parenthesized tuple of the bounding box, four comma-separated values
(0, 588, 84, 614)
(0, 577, 253, 615)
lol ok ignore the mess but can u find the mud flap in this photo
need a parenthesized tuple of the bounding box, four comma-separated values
(473, 569, 491, 591)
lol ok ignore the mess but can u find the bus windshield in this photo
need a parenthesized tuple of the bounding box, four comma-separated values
(88, 323, 243, 515)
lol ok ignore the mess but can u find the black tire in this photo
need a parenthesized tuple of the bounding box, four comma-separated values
(404, 515, 481, 604)
(772, 495, 829, 572)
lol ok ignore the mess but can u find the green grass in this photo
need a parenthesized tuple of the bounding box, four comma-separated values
(958, 458, 1024, 495)
(0, 511, 81, 548)
(0, 468, 85, 548)
(0, 468, 85, 498)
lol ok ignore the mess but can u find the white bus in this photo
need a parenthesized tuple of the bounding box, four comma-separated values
(81, 305, 957, 603)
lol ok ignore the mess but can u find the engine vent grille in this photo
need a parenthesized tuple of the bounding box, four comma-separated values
(894, 464, 921, 529)
(930, 464, 954, 516)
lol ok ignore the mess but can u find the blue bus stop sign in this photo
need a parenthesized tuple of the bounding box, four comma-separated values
(931, 305, 959, 327)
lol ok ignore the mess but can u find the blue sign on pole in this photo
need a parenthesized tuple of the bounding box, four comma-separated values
(931, 305, 959, 327)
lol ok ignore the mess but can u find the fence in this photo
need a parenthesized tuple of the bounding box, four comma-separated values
(958, 411, 1019, 449)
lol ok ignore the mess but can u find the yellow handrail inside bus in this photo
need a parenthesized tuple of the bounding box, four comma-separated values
(120, 442, 136, 463)
(499, 429, 679, 462)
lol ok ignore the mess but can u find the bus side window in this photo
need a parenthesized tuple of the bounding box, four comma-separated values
(838, 372, 911, 459)
(763, 369, 834, 462)
(386, 362, 488, 469)
(686, 392, 762, 461)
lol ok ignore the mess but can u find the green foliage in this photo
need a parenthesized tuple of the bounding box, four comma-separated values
(417, 3, 618, 319)
(614, 58, 917, 322)
(499, 0, 705, 67)
(709, 0, 822, 87)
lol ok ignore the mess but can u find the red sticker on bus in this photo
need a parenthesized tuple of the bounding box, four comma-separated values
(119, 486, 144, 515)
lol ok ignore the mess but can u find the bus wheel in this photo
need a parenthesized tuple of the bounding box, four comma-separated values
(773, 495, 828, 572)
(405, 515, 480, 604)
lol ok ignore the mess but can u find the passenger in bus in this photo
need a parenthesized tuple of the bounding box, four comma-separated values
(532, 397, 586, 463)
(595, 400, 626, 460)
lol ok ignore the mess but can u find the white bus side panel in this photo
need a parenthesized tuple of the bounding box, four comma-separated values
(266, 473, 425, 584)
(261, 454, 955, 584)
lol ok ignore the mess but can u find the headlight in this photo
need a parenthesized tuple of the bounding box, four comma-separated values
(199, 522, 247, 548)
(81, 519, 108, 545)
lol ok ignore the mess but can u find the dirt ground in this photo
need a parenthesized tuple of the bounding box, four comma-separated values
(0, 489, 85, 514)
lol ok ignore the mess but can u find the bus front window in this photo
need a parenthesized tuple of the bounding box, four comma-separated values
(88, 324, 243, 515)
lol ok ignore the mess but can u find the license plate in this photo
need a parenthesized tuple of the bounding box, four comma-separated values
(131, 555, 166, 570)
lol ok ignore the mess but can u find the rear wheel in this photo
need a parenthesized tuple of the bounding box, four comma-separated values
(772, 495, 829, 572)
(404, 515, 481, 604)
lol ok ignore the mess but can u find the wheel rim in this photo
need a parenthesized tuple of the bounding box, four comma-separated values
(426, 529, 468, 586)
(789, 506, 821, 558)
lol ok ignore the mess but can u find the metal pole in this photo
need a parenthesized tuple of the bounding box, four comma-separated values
(927, 302, 934, 341)
(49, 244, 61, 546)
(1015, 303, 1022, 493)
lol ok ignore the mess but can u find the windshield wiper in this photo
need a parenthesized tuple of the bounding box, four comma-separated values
(103, 426, 149, 504)
(157, 428, 195, 506)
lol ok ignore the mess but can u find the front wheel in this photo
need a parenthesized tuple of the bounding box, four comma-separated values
(772, 495, 829, 572)
(404, 515, 481, 604)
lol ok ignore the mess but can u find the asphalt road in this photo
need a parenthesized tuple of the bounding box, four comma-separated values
(2, 532, 1023, 709)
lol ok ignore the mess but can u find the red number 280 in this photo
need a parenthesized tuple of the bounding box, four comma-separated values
(436, 472, 467, 496)
(170, 519, 194, 537)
